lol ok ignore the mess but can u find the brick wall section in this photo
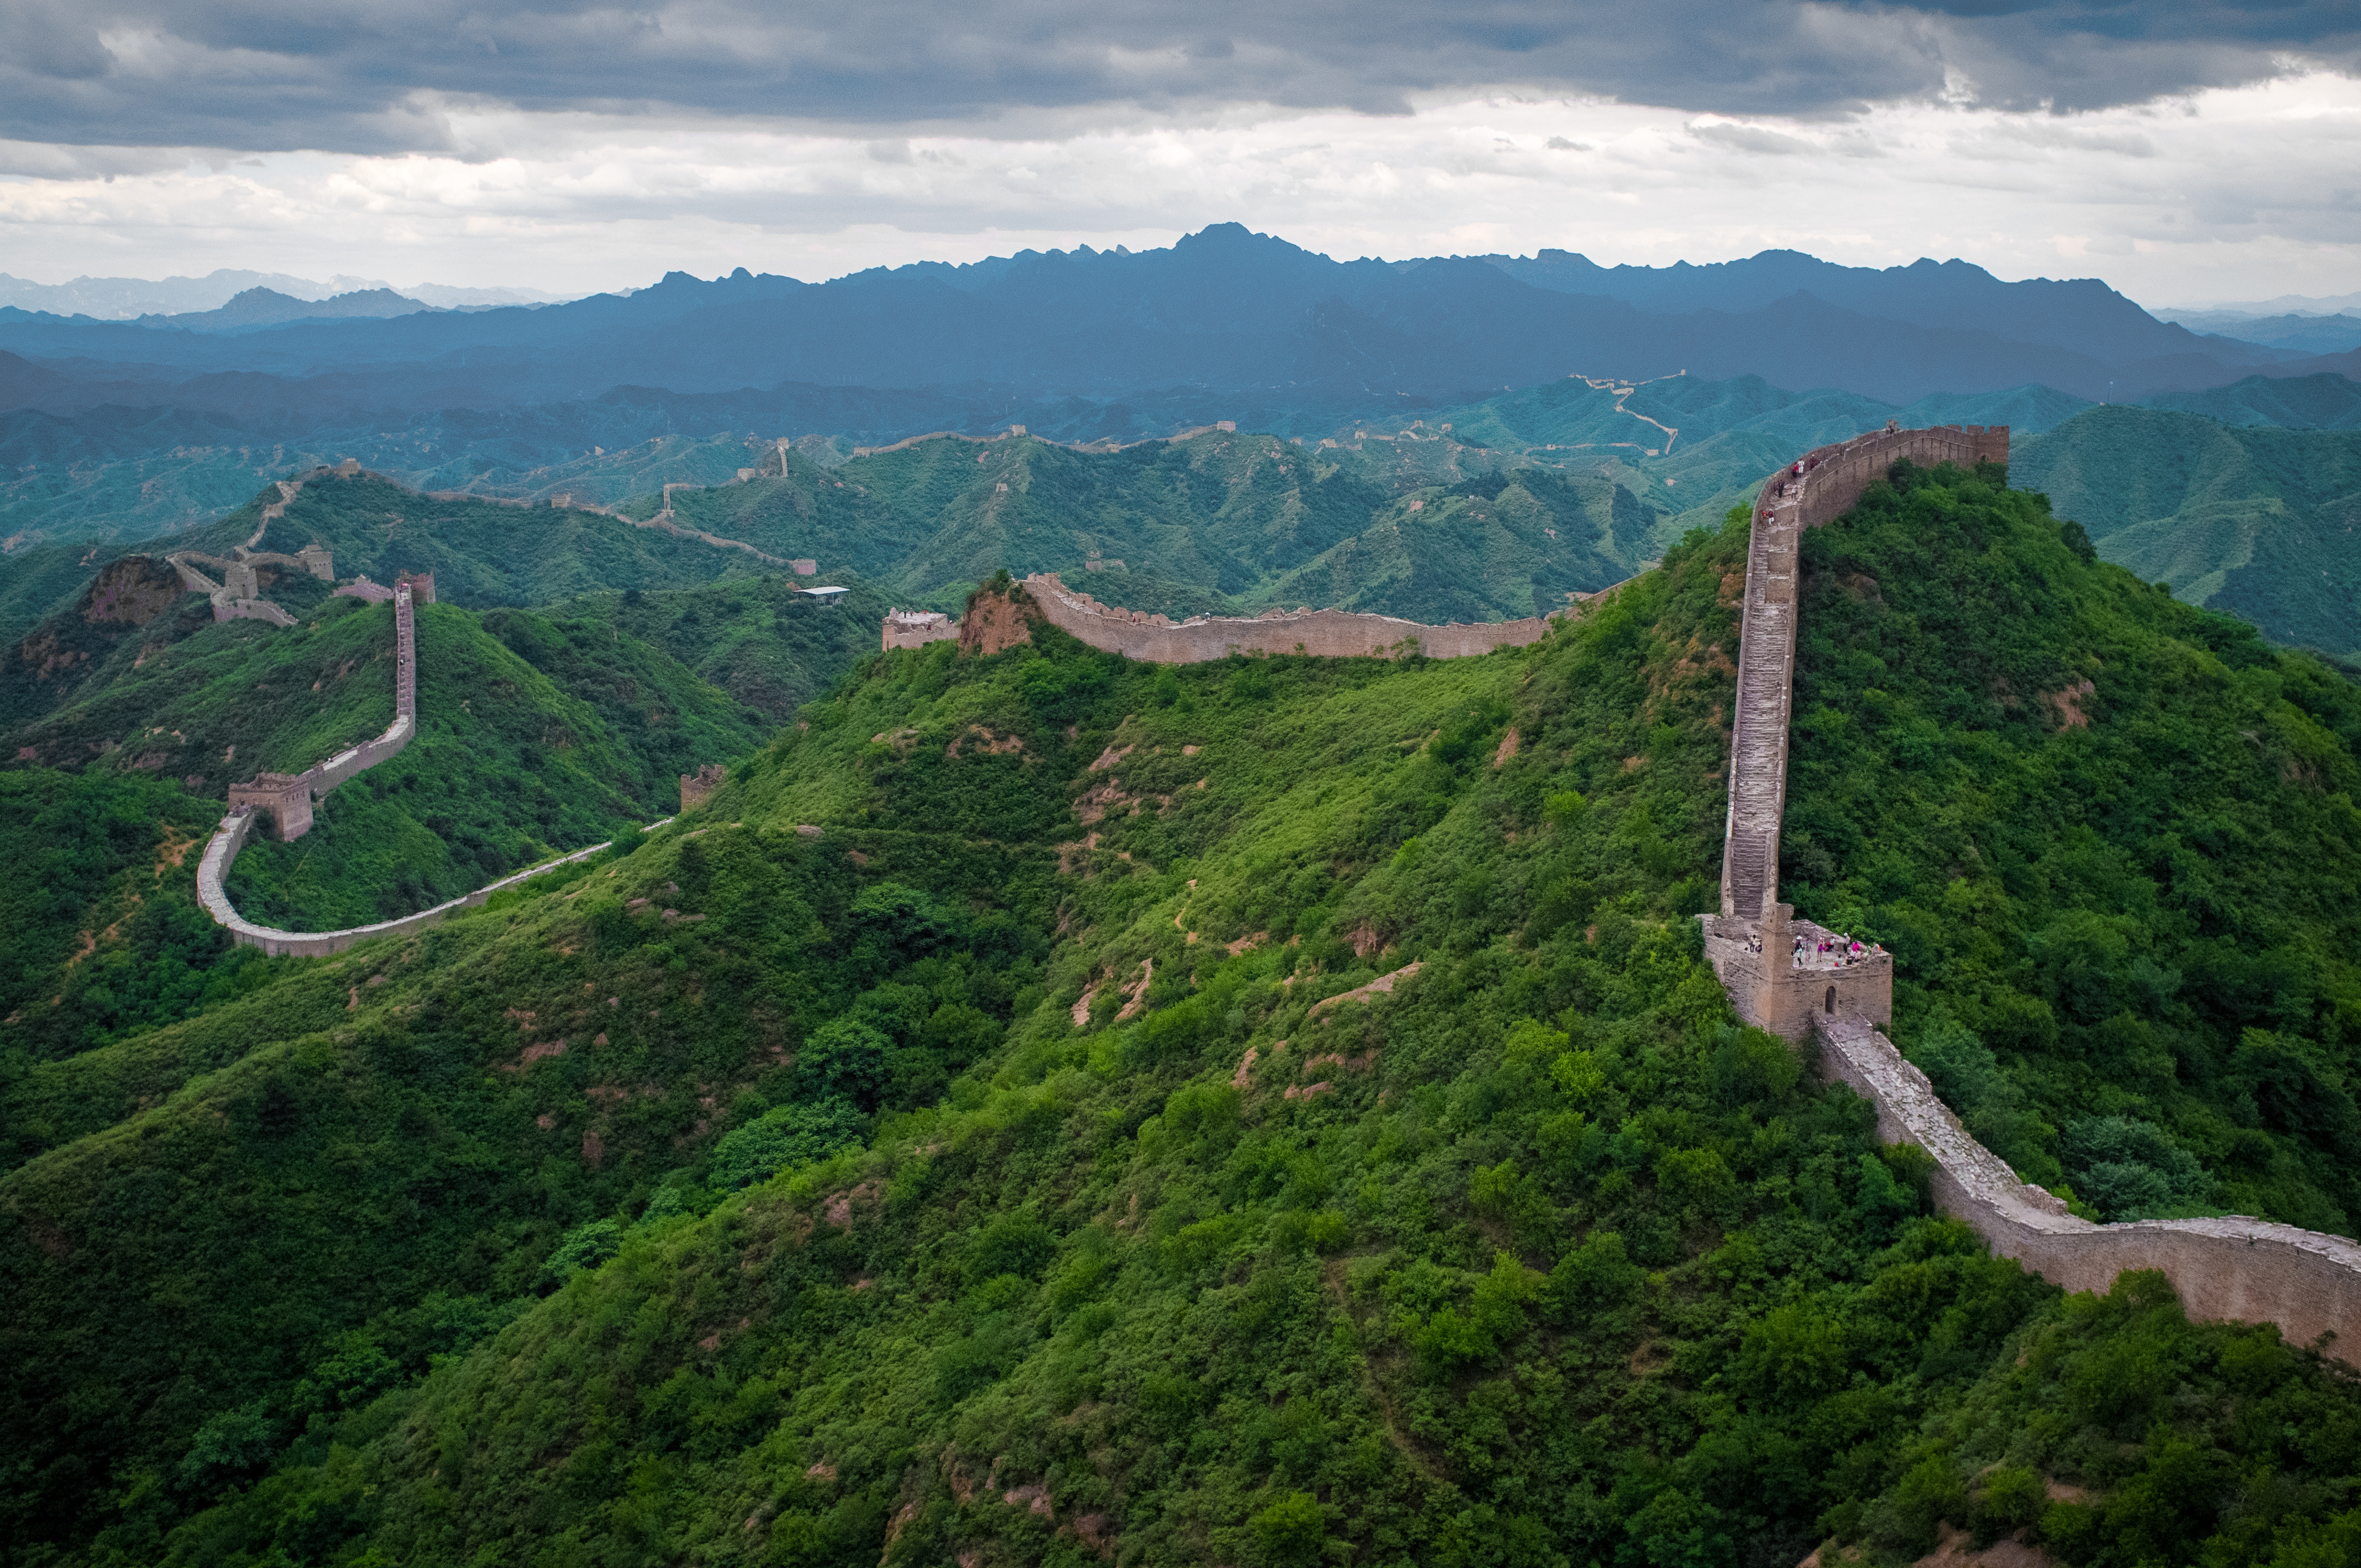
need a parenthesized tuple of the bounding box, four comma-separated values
(195, 583, 663, 955)
(195, 819, 623, 957)
(1701, 911, 1892, 1040)
(1019, 573, 1564, 662)
(1720, 424, 2009, 919)
(1704, 422, 2361, 1362)
(226, 773, 315, 839)
(1815, 1008, 2361, 1355)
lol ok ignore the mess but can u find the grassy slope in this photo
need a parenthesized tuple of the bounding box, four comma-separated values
(0, 816, 1053, 1563)
(0, 770, 255, 1056)
(0, 467, 787, 646)
(526, 577, 895, 722)
(3, 511, 2358, 1567)
(8, 595, 402, 786)
(2012, 406, 2361, 658)
(619, 450, 938, 580)
(0, 595, 767, 1006)
(1783, 459, 2361, 1233)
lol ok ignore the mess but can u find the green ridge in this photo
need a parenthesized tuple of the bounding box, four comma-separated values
(7, 472, 2361, 1565)
(2014, 406, 2361, 658)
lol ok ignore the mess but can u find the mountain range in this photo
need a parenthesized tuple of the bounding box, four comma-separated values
(8, 364, 2361, 659)
(3, 227, 2351, 439)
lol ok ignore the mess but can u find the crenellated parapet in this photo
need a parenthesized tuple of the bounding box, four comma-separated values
(1702, 422, 2361, 1362)
(883, 608, 958, 651)
(1016, 573, 1589, 663)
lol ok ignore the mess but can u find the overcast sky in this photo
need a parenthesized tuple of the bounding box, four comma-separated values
(2, 0, 2355, 306)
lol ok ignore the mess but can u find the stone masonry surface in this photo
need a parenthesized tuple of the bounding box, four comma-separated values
(1720, 423, 2010, 922)
(1018, 573, 1586, 662)
(194, 584, 643, 956)
(1701, 422, 2361, 1362)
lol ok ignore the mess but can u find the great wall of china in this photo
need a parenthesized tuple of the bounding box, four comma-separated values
(879, 574, 1630, 661)
(1699, 422, 2361, 1359)
(193, 579, 663, 957)
(173, 432, 2361, 1348)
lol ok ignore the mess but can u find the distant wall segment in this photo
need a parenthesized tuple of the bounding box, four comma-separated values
(1016, 574, 1573, 663)
(1702, 422, 2361, 1362)
(883, 608, 957, 651)
(194, 585, 644, 956)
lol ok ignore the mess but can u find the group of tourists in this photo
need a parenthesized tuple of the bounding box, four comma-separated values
(1734, 928, 1884, 970)
(1793, 932, 1880, 970)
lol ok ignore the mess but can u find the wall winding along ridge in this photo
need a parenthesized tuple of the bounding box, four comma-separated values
(1701, 422, 2361, 1360)
(1019, 573, 1591, 662)
(195, 584, 643, 957)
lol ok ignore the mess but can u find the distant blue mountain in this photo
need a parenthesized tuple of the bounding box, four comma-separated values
(0, 226, 2338, 434)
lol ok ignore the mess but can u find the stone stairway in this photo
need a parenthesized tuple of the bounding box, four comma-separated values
(1721, 484, 1802, 918)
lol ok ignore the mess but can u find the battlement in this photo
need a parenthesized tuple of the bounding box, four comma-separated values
(1700, 906, 1892, 1041)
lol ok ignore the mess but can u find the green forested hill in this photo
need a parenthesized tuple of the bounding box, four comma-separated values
(10, 480, 2361, 1567)
(659, 427, 1644, 624)
(0, 466, 792, 645)
(527, 576, 895, 721)
(0, 590, 770, 1028)
(2012, 406, 2361, 658)
(1786, 459, 2361, 1232)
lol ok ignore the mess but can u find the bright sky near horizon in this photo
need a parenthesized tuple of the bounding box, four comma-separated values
(2, 0, 2356, 307)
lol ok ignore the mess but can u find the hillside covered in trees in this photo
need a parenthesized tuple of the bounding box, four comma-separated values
(6, 462, 2361, 1566)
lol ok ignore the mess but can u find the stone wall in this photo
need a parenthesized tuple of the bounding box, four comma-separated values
(196, 818, 625, 958)
(1815, 1009, 2361, 1355)
(1719, 424, 2009, 920)
(195, 581, 658, 956)
(1701, 908, 1892, 1041)
(1704, 421, 2361, 1362)
(1019, 573, 1565, 663)
(227, 772, 315, 840)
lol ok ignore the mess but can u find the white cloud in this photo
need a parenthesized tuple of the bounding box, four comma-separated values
(0, 73, 2355, 305)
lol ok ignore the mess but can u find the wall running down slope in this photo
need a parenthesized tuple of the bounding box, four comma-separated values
(193, 585, 641, 957)
(1702, 424, 2361, 1361)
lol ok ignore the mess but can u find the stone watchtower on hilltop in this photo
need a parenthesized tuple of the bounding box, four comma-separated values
(1702, 423, 2009, 1038)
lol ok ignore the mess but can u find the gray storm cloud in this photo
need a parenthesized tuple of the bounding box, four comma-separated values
(2, 0, 2355, 153)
